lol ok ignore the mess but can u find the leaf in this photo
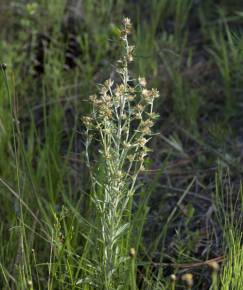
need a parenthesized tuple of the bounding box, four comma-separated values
(112, 223, 130, 246)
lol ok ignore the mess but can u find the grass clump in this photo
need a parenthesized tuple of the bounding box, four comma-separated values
(214, 171, 243, 289)
(220, 229, 243, 289)
(83, 18, 159, 289)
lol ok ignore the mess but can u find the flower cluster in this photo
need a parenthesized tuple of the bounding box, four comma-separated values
(83, 18, 159, 180)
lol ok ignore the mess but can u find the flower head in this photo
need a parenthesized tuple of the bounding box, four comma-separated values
(138, 77, 147, 87)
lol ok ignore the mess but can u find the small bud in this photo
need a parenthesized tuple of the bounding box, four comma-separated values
(137, 137, 148, 147)
(146, 112, 160, 120)
(122, 18, 132, 34)
(104, 151, 111, 160)
(117, 170, 123, 179)
(138, 77, 147, 87)
(89, 95, 101, 107)
(208, 261, 220, 272)
(142, 89, 150, 98)
(121, 113, 127, 120)
(123, 17, 132, 27)
(181, 273, 193, 288)
(104, 78, 114, 89)
(123, 141, 132, 149)
(170, 274, 176, 282)
(151, 88, 159, 99)
(1, 63, 7, 70)
(127, 154, 134, 162)
(127, 95, 135, 101)
(127, 54, 133, 62)
(129, 247, 136, 258)
(135, 104, 145, 113)
(83, 116, 93, 129)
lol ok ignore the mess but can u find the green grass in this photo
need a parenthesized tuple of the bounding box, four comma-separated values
(1, 0, 243, 289)
(214, 170, 243, 289)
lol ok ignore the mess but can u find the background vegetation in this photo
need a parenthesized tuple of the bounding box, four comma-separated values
(1, 0, 243, 289)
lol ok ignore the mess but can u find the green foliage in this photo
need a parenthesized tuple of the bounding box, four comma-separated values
(1, 1, 243, 289)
